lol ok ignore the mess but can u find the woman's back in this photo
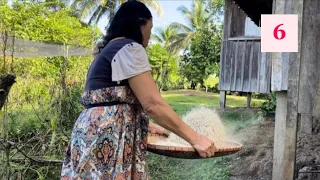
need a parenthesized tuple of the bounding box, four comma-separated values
(85, 38, 135, 91)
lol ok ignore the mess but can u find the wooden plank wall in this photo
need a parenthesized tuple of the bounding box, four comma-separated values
(219, 0, 271, 94)
(223, 0, 246, 39)
(219, 39, 271, 93)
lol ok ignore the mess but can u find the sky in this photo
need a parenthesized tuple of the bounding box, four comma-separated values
(97, 0, 192, 34)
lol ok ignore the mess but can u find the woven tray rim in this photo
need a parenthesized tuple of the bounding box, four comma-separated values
(147, 133, 243, 153)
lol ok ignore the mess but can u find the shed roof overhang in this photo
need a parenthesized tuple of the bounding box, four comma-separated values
(232, 0, 273, 26)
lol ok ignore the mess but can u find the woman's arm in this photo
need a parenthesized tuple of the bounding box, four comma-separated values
(148, 121, 169, 136)
(129, 72, 199, 144)
(128, 71, 216, 157)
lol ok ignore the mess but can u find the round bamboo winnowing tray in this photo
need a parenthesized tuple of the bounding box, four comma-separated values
(147, 134, 243, 159)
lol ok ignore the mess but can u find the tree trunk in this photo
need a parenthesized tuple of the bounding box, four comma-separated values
(1, 31, 8, 74)
(10, 30, 15, 74)
(159, 55, 171, 91)
(60, 56, 68, 94)
(190, 81, 196, 89)
(200, 79, 204, 90)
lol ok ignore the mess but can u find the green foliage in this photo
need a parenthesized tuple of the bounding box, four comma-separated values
(8, 108, 46, 138)
(180, 23, 222, 89)
(206, 0, 225, 23)
(147, 44, 168, 84)
(147, 43, 183, 90)
(203, 75, 219, 92)
(152, 24, 189, 90)
(252, 93, 272, 100)
(2, 1, 99, 45)
(0, 1, 99, 179)
(260, 92, 277, 116)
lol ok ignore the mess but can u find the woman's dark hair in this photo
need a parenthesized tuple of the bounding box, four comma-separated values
(93, 1, 152, 55)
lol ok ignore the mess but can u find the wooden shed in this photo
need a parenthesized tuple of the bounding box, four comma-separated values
(218, 0, 272, 109)
(219, 0, 320, 179)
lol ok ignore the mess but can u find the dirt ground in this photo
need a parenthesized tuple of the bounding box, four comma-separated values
(229, 115, 274, 180)
(228, 113, 320, 180)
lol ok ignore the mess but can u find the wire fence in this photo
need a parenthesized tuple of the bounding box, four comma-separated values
(0, 35, 93, 57)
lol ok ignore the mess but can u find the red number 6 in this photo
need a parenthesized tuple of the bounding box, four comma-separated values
(273, 24, 286, 40)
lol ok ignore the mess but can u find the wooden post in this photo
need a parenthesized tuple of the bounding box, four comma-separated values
(219, 91, 226, 109)
(272, 0, 304, 179)
(272, 91, 288, 180)
(297, 0, 320, 135)
(300, 114, 313, 134)
(246, 92, 251, 108)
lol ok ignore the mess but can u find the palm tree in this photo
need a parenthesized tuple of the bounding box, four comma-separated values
(70, 0, 162, 25)
(152, 24, 187, 90)
(171, 0, 214, 45)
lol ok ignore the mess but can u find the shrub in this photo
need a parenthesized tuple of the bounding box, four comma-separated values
(260, 92, 276, 117)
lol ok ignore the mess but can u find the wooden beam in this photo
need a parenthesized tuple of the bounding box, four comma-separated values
(300, 113, 313, 134)
(219, 91, 226, 109)
(272, 0, 304, 179)
(246, 92, 251, 108)
(272, 92, 288, 180)
(228, 37, 261, 41)
(297, 0, 320, 134)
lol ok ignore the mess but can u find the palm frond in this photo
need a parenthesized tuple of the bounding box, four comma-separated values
(151, 34, 164, 43)
(194, 0, 204, 28)
(170, 22, 193, 33)
(177, 6, 193, 27)
(70, 0, 83, 11)
(94, 5, 108, 25)
(102, 0, 117, 20)
(153, 27, 165, 39)
(88, 5, 102, 25)
(171, 33, 189, 48)
(141, 0, 163, 17)
(79, 0, 98, 20)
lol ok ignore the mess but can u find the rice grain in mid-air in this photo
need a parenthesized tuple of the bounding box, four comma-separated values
(150, 107, 234, 149)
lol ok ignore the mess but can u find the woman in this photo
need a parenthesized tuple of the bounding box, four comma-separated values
(61, 1, 216, 179)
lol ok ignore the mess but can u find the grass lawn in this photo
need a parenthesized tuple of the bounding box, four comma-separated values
(162, 90, 265, 115)
(147, 90, 264, 180)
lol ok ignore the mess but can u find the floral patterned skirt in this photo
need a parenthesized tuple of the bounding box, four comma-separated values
(61, 86, 149, 180)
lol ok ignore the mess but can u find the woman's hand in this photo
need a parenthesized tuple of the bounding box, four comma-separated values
(148, 122, 170, 137)
(190, 134, 216, 158)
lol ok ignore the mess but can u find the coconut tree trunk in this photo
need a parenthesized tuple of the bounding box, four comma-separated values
(159, 55, 171, 91)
